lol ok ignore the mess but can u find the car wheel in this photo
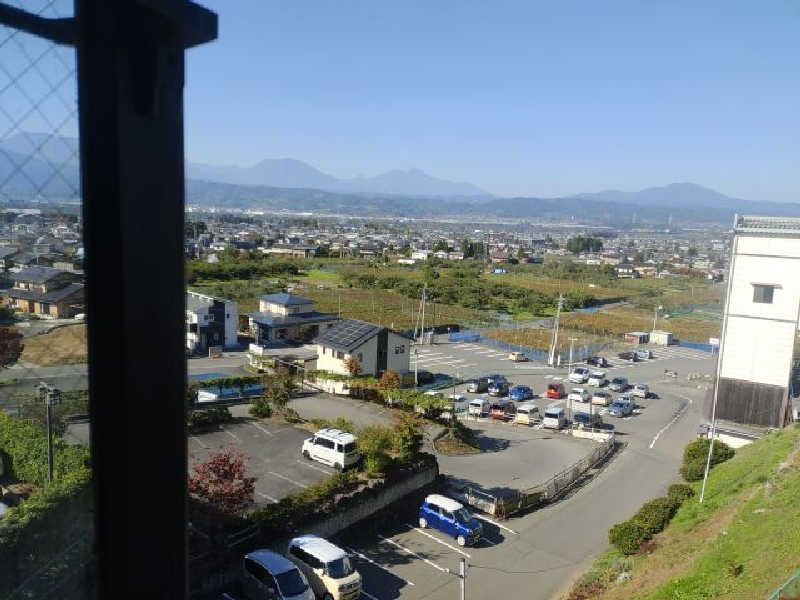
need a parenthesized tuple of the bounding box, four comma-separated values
(419, 517, 427, 528)
(323, 594, 334, 600)
(457, 534, 467, 547)
(302, 450, 310, 460)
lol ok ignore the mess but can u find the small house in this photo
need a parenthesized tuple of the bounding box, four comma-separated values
(623, 331, 650, 344)
(650, 330, 674, 346)
(315, 318, 411, 377)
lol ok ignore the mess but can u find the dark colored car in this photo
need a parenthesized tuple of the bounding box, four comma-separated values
(509, 385, 533, 402)
(617, 351, 639, 362)
(572, 412, 603, 428)
(488, 381, 509, 397)
(586, 356, 608, 367)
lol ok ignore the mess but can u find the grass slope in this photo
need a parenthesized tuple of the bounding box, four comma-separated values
(571, 425, 800, 600)
(20, 324, 87, 366)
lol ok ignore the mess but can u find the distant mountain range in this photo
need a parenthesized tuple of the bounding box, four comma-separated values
(3, 132, 800, 223)
(187, 159, 490, 198)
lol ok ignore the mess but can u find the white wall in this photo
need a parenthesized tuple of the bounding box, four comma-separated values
(386, 332, 411, 374)
(316, 335, 379, 376)
(720, 233, 800, 387)
(224, 299, 238, 347)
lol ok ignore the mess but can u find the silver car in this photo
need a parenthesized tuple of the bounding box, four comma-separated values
(609, 377, 629, 392)
(633, 383, 650, 398)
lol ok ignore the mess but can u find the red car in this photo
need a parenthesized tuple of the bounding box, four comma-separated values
(546, 382, 565, 399)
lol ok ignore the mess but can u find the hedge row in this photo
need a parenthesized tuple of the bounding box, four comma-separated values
(609, 484, 694, 555)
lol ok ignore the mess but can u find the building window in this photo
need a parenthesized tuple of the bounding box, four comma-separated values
(394, 345, 405, 354)
(752, 284, 775, 304)
(337, 351, 344, 359)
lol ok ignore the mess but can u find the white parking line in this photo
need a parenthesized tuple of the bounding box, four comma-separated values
(346, 548, 415, 586)
(473, 514, 518, 535)
(407, 524, 470, 557)
(480, 537, 497, 546)
(267, 471, 309, 489)
(189, 436, 208, 449)
(296, 459, 333, 475)
(249, 421, 274, 436)
(361, 590, 380, 600)
(377, 535, 450, 574)
(256, 491, 279, 504)
(649, 400, 690, 449)
(223, 429, 241, 443)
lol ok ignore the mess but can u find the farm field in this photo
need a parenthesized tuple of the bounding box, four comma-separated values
(20, 324, 87, 366)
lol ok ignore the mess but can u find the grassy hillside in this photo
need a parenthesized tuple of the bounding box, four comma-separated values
(20, 324, 87, 366)
(570, 425, 800, 600)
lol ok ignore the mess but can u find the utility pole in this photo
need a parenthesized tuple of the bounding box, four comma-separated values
(38, 382, 61, 484)
(652, 304, 662, 333)
(548, 294, 564, 367)
(568, 337, 577, 423)
(460, 558, 466, 600)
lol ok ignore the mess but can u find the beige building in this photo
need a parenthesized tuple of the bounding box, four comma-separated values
(315, 318, 411, 377)
(249, 293, 337, 345)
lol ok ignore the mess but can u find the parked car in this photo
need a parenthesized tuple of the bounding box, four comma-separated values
(573, 411, 603, 428)
(591, 390, 612, 406)
(587, 371, 607, 387)
(488, 381, 509, 397)
(568, 387, 590, 403)
(609, 377, 629, 392)
(301, 429, 360, 471)
(608, 400, 633, 417)
(490, 399, 515, 420)
(542, 406, 567, 429)
(468, 397, 490, 417)
(514, 402, 540, 425)
(632, 383, 650, 399)
(418, 494, 483, 547)
(242, 550, 313, 600)
(635, 349, 652, 360)
(508, 351, 528, 362)
(546, 382, 566, 399)
(466, 377, 491, 393)
(617, 351, 639, 362)
(586, 356, 608, 367)
(509, 385, 533, 402)
(287, 535, 361, 600)
(486, 374, 506, 384)
(569, 367, 590, 384)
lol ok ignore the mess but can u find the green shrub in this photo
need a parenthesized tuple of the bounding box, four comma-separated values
(392, 416, 422, 462)
(249, 397, 272, 418)
(609, 520, 648, 555)
(667, 483, 694, 506)
(633, 497, 675, 536)
(357, 425, 393, 474)
(680, 439, 734, 481)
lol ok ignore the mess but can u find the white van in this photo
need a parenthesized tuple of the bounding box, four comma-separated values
(542, 406, 567, 429)
(442, 394, 469, 420)
(468, 397, 490, 417)
(587, 371, 607, 387)
(301, 429, 360, 470)
(514, 402, 541, 426)
(287, 535, 362, 600)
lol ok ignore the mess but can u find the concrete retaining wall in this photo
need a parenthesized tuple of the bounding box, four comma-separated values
(571, 428, 615, 443)
(303, 463, 439, 540)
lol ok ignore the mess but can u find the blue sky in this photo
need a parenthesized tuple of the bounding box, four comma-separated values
(185, 1, 799, 201)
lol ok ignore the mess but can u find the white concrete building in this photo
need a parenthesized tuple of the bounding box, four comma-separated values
(186, 291, 238, 353)
(716, 215, 800, 427)
(315, 318, 411, 377)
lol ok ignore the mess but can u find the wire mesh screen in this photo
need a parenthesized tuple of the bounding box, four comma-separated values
(0, 0, 79, 205)
(0, 2, 94, 599)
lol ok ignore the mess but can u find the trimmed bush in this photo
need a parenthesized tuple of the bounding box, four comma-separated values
(680, 439, 734, 481)
(633, 497, 675, 536)
(667, 483, 694, 506)
(249, 397, 272, 418)
(680, 456, 707, 481)
(609, 520, 648, 555)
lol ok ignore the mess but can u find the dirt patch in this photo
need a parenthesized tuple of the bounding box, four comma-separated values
(20, 324, 87, 366)
(434, 435, 481, 455)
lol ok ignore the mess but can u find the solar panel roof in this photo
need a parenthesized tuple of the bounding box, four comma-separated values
(314, 318, 382, 353)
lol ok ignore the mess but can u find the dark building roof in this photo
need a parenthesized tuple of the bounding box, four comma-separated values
(250, 311, 337, 328)
(314, 319, 382, 353)
(0, 247, 19, 259)
(12, 252, 37, 265)
(8, 282, 84, 303)
(260, 292, 313, 306)
(13, 265, 72, 283)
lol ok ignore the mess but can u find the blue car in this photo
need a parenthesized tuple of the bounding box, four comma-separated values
(509, 385, 533, 402)
(608, 399, 633, 417)
(418, 494, 483, 547)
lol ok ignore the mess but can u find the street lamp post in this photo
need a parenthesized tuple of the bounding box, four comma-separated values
(652, 304, 663, 332)
(568, 337, 577, 423)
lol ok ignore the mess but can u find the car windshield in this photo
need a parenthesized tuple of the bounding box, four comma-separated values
(454, 508, 472, 523)
(612, 378, 625, 384)
(326, 557, 354, 579)
(544, 410, 560, 418)
(343, 442, 357, 453)
(275, 569, 309, 596)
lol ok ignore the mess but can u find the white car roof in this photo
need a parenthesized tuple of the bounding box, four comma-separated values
(590, 371, 606, 377)
(516, 402, 539, 411)
(469, 398, 487, 404)
(570, 387, 585, 392)
(425, 494, 463, 512)
(315, 428, 357, 444)
(635, 383, 648, 387)
(289, 535, 346, 563)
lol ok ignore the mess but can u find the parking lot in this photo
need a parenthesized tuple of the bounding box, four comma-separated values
(189, 419, 330, 504)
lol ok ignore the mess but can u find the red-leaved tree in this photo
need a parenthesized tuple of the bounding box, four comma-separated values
(188, 448, 255, 516)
